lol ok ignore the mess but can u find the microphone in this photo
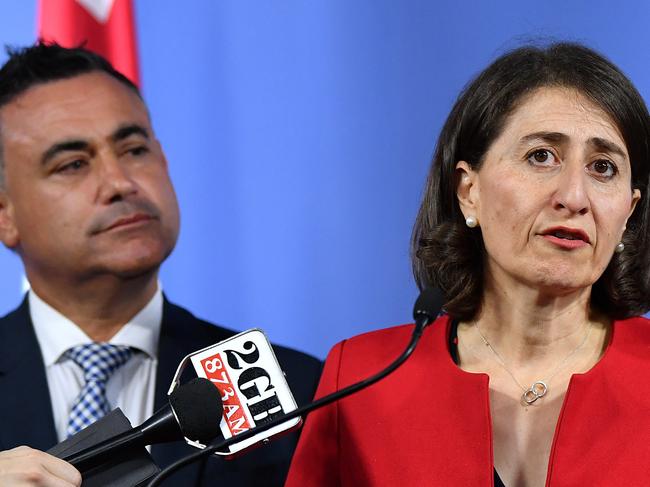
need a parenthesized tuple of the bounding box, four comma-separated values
(62, 377, 224, 471)
(147, 288, 444, 486)
(167, 327, 304, 458)
(413, 286, 444, 331)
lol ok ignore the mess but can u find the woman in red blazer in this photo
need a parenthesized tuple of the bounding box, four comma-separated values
(287, 42, 650, 487)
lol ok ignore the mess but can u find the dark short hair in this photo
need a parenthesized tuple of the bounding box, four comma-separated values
(0, 42, 140, 108)
(411, 42, 650, 320)
(0, 42, 142, 186)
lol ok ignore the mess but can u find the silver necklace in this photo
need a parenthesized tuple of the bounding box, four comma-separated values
(474, 322, 592, 405)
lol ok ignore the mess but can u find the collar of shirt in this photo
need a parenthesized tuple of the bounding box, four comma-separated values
(29, 287, 163, 367)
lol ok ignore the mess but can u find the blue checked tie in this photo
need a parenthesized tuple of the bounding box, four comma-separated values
(65, 343, 133, 437)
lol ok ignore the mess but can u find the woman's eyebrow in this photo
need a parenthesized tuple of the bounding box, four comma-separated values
(519, 131, 567, 145)
(589, 137, 627, 159)
(517, 132, 627, 159)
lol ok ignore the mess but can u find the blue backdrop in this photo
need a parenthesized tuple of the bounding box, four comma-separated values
(0, 1, 648, 359)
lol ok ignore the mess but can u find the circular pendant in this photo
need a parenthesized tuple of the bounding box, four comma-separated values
(522, 381, 548, 405)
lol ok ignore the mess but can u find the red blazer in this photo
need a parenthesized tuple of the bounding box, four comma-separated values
(286, 315, 650, 486)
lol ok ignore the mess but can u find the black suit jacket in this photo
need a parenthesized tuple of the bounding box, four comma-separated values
(0, 297, 322, 486)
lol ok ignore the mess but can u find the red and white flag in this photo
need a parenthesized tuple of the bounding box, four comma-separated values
(38, 0, 140, 85)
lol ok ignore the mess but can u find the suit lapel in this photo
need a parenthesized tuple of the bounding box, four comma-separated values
(150, 298, 226, 484)
(0, 298, 58, 450)
(152, 299, 203, 413)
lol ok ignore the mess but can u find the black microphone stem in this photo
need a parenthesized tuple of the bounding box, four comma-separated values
(147, 314, 432, 487)
(62, 402, 179, 470)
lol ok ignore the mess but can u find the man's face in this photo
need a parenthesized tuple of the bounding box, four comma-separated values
(0, 72, 180, 283)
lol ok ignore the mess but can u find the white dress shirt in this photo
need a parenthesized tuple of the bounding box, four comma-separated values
(29, 288, 162, 442)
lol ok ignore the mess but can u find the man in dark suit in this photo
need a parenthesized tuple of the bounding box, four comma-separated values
(0, 43, 321, 486)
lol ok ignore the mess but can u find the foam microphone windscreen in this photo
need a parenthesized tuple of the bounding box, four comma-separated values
(169, 377, 223, 443)
(412, 287, 445, 322)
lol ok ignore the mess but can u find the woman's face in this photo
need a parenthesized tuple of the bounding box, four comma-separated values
(456, 87, 641, 294)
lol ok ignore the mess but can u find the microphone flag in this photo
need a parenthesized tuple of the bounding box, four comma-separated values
(37, 0, 140, 85)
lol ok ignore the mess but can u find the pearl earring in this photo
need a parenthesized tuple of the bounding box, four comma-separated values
(615, 242, 625, 253)
(465, 215, 478, 228)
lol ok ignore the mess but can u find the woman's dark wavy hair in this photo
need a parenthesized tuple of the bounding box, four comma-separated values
(411, 42, 650, 320)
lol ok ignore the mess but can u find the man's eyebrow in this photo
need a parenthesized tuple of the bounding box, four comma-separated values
(111, 124, 150, 142)
(589, 137, 627, 159)
(39, 125, 150, 166)
(41, 140, 90, 166)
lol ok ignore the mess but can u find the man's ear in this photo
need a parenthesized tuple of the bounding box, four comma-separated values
(455, 160, 480, 219)
(0, 191, 19, 248)
(153, 139, 170, 170)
